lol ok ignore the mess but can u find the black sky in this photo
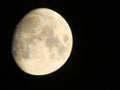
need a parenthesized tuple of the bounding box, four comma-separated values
(0, 0, 116, 89)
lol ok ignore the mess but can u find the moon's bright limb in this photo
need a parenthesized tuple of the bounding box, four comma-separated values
(12, 8, 73, 75)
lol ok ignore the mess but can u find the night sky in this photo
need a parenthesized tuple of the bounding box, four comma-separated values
(0, 0, 116, 89)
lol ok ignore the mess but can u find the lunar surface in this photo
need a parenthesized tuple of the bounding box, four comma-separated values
(12, 8, 73, 75)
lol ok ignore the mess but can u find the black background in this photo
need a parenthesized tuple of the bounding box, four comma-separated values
(0, 0, 116, 89)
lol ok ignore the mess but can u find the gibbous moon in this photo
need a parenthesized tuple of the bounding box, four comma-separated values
(12, 8, 73, 75)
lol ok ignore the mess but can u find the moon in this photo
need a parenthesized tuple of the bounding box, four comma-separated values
(12, 8, 73, 75)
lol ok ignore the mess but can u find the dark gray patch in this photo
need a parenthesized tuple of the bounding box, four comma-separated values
(41, 25, 54, 37)
(37, 33, 45, 41)
(13, 38, 30, 60)
(37, 34, 42, 41)
(57, 45, 66, 55)
(37, 25, 55, 43)
(46, 36, 60, 50)
(12, 49, 21, 61)
(20, 43, 30, 59)
(63, 35, 69, 42)
(28, 35, 36, 43)
(12, 48, 18, 58)
(40, 25, 61, 50)
(17, 17, 39, 35)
